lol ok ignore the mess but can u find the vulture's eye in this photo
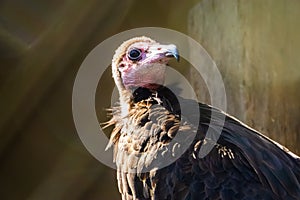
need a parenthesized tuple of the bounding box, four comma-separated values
(128, 48, 142, 61)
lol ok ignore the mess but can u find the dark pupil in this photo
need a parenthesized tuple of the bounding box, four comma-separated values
(128, 49, 142, 61)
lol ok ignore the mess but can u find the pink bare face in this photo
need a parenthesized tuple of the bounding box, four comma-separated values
(117, 41, 179, 90)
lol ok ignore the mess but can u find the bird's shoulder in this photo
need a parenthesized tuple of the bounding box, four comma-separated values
(106, 92, 300, 199)
(185, 100, 300, 199)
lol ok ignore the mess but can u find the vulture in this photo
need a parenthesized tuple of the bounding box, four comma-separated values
(105, 36, 300, 200)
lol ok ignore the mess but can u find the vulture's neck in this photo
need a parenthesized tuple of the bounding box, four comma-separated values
(119, 86, 181, 117)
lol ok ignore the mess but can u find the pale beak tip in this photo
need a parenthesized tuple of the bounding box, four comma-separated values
(174, 53, 180, 62)
(165, 46, 180, 62)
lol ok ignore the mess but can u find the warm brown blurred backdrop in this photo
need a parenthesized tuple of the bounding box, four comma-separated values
(0, 0, 299, 199)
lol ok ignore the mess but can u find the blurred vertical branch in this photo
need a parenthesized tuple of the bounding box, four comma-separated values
(188, 0, 300, 154)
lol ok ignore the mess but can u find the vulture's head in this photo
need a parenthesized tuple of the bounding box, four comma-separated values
(112, 36, 179, 105)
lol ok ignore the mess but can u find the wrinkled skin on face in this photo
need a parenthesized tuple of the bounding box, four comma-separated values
(117, 41, 178, 90)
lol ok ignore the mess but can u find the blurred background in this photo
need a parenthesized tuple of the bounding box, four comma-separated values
(0, 0, 299, 199)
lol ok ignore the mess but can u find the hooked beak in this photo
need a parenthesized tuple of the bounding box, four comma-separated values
(149, 44, 180, 62)
(164, 44, 180, 61)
